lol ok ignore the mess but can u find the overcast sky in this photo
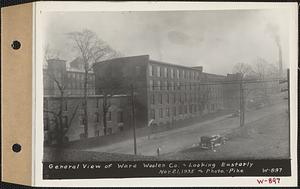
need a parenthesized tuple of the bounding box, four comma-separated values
(42, 9, 290, 75)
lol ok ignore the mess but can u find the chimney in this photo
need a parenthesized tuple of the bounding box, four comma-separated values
(47, 58, 67, 72)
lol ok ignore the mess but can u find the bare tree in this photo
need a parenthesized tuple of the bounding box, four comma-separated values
(232, 62, 253, 79)
(66, 29, 121, 138)
(43, 46, 81, 149)
(96, 66, 123, 135)
(44, 72, 80, 148)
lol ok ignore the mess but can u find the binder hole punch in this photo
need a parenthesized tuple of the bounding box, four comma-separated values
(11, 40, 21, 50)
(12, 143, 22, 153)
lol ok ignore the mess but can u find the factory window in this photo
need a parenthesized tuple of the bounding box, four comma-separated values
(173, 69, 176, 78)
(135, 66, 141, 76)
(182, 70, 185, 78)
(166, 94, 170, 104)
(198, 105, 202, 111)
(173, 107, 177, 116)
(179, 106, 183, 115)
(151, 94, 155, 104)
(166, 108, 170, 117)
(95, 112, 100, 122)
(164, 81, 167, 90)
(180, 94, 184, 104)
(157, 66, 161, 77)
(96, 98, 101, 108)
(151, 109, 155, 119)
(170, 68, 174, 79)
(184, 105, 188, 114)
(157, 80, 161, 90)
(176, 69, 179, 78)
(160, 81, 164, 90)
(159, 108, 163, 118)
(172, 94, 176, 104)
(149, 65, 153, 76)
(164, 67, 168, 78)
(107, 112, 112, 121)
(159, 94, 163, 104)
(177, 82, 180, 90)
(117, 111, 123, 123)
(150, 80, 154, 91)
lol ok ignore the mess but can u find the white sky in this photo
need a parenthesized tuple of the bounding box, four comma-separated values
(42, 9, 290, 75)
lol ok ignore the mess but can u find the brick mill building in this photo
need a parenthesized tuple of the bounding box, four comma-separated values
(93, 55, 232, 129)
(44, 55, 243, 144)
(43, 59, 130, 144)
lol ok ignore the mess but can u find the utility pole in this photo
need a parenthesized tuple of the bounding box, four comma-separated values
(130, 84, 137, 155)
(239, 78, 245, 127)
(83, 64, 89, 138)
(279, 69, 290, 124)
(287, 69, 290, 124)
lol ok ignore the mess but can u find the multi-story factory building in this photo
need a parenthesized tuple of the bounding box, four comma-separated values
(93, 55, 228, 129)
(44, 95, 130, 144)
(43, 59, 130, 144)
(43, 58, 95, 96)
(44, 55, 243, 144)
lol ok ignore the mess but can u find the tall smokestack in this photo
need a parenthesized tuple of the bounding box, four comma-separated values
(265, 23, 283, 77)
(274, 35, 283, 77)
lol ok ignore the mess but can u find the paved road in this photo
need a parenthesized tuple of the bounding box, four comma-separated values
(85, 101, 286, 156)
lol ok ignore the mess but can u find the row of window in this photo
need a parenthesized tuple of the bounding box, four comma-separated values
(149, 80, 223, 92)
(149, 64, 201, 80)
(44, 99, 112, 110)
(150, 93, 208, 105)
(94, 111, 123, 123)
(150, 105, 202, 119)
(67, 72, 94, 81)
(44, 111, 124, 131)
(150, 103, 220, 120)
(66, 82, 94, 89)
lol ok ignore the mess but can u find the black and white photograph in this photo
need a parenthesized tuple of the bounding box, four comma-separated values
(39, 2, 297, 183)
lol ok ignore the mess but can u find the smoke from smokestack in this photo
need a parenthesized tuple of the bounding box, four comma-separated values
(265, 23, 283, 76)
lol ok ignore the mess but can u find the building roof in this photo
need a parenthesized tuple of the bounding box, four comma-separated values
(69, 57, 84, 68)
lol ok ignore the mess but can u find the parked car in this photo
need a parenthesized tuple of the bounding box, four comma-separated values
(230, 110, 240, 117)
(199, 134, 227, 150)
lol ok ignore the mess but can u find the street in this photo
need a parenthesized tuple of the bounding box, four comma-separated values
(85, 101, 287, 157)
